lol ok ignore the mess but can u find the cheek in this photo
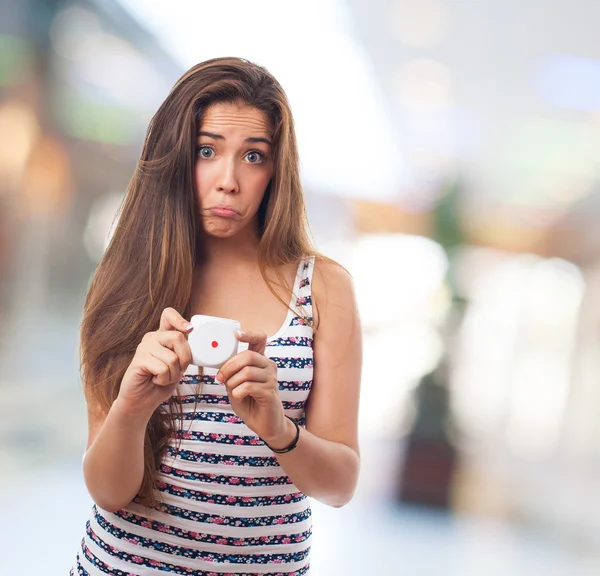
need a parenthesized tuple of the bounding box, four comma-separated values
(247, 168, 273, 203)
(194, 164, 211, 199)
(252, 178, 270, 204)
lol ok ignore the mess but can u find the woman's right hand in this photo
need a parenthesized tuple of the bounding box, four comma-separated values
(115, 307, 194, 419)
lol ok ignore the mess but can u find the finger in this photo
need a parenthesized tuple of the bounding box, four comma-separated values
(229, 381, 268, 401)
(236, 329, 267, 355)
(159, 307, 193, 334)
(149, 347, 181, 383)
(218, 350, 270, 382)
(140, 355, 175, 386)
(224, 365, 268, 391)
(157, 330, 192, 372)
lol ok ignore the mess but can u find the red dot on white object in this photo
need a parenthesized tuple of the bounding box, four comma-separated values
(211, 341, 219, 348)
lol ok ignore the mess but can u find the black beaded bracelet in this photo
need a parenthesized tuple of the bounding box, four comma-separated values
(263, 417, 301, 454)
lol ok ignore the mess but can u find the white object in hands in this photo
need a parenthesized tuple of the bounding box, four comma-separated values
(188, 315, 241, 368)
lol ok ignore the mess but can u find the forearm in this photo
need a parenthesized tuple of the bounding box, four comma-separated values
(268, 419, 360, 507)
(83, 400, 149, 512)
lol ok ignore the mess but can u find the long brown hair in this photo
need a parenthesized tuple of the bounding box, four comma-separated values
(81, 57, 315, 504)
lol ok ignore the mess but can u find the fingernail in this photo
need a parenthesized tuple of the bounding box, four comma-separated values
(184, 323, 193, 331)
(236, 330, 245, 338)
(216, 372, 224, 383)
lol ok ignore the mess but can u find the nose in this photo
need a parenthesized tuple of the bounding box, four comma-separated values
(216, 158, 239, 194)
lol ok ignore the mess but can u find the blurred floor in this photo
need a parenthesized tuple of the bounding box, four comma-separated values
(1, 449, 599, 575)
(1, 313, 600, 575)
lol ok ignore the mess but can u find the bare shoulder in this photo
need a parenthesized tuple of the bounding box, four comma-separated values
(313, 255, 353, 284)
(311, 255, 358, 329)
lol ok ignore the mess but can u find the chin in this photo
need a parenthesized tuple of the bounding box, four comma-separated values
(204, 224, 240, 238)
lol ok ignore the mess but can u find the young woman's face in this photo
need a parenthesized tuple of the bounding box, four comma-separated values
(195, 102, 274, 240)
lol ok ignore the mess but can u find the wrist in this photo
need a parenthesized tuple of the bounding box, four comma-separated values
(262, 416, 299, 453)
(111, 397, 153, 428)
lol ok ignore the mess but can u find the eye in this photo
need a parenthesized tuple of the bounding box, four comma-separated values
(196, 145, 215, 159)
(244, 150, 264, 164)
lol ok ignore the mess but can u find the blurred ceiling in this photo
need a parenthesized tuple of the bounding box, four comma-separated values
(344, 0, 600, 212)
(2, 0, 599, 263)
(114, 0, 600, 217)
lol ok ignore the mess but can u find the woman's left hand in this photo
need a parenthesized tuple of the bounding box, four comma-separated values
(216, 330, 291, 446)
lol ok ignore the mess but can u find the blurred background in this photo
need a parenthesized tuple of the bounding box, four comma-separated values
(1, 0, 600, 574)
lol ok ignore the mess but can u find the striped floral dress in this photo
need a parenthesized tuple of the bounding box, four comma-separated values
(72, 257, 316, 576)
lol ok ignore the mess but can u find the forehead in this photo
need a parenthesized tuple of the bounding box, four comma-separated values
(199, 102, 272, 137)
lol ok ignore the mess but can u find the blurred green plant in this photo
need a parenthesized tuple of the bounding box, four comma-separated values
(0, 35, 33, 86)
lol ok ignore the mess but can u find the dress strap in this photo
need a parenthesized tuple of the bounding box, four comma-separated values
(294, 255, 315, 323)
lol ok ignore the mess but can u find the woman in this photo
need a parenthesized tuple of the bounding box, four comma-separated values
(72, 57, 361, 576)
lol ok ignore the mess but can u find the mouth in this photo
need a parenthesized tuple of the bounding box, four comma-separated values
(207, 205, 240, 218)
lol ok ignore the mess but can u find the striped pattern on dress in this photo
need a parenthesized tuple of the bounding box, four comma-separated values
(72, 256, 315, 575)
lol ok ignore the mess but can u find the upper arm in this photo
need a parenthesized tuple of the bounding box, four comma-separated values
(305, 257, 362, 454)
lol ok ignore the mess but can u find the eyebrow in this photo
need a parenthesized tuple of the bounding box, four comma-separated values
(198, 131, 272, 147)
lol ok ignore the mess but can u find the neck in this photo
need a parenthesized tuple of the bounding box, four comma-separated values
(202, 227, 261, 268)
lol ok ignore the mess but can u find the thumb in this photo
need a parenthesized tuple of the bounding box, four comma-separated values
(236, 329, 267, 355)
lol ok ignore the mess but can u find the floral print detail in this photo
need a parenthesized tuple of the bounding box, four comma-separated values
(155, 482, 306, 507)
(299, 277, 310, 289)
(180, 374, 215, 385)
(283, 400, 306, 411)
(178, 394, 230, 406)
(87, 523, 310, 568)
(159, 464, 294, 487)
(89, 521, 310, 565)
(78, 542, 309, 576)
(175, 396, 305, 411)
(295, 295, 312, 307)
(80, 540, 132, 576)
(171, 430, 264, 445)
(73, 561, 87, 576)
(278, 380, 312, 391)
(166, 446, 279, 467)
(268, 336, 313, 348)
(177, 411, 244, 423)
(272, 356, 313, 369)
(290, 316, 312, 327)
(177, 411, 306, 424)
(103, 509, 312, 548)
(135, 500, 312, 527)
(77, 549, 309, 576)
